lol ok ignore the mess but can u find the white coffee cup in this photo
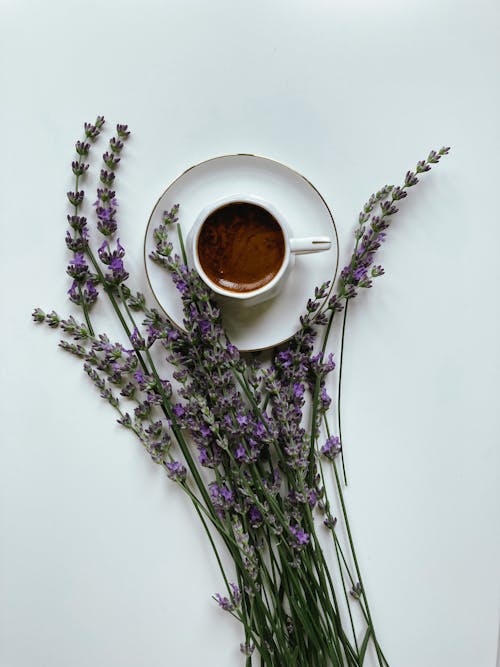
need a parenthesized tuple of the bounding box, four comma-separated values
(187, 194, 332, 306)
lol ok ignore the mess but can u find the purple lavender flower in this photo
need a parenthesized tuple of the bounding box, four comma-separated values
(234, 443, 247, 461)
(198, 319, 211, 336)
(67, 280, 79, 304)
(172, 403, 184, 418)
(293, 383, 305, 399)
(95, 204, 118, 236)
(84, 280, 98, 306)
(290, 524, 310, 547)
(95, 188, 117, 205)
(321, 436, 341, 461)
(319, 385, 331, 411)
(199, 422, 211, 437)
(236, 414, 249, 427)
(105, 257, 129, 285)
(172, 277, 188, 294)
(248, 505, 263, 528)
(130, 326, 146, 350)
(133, 369, 145, 387)
(66, 253, 89, 282)
(214, 585, 241, 613)
(209, 482, 234, 510)
(65, 229, 88, 252)
(307, 488, 318, 508)
(214, 593, 234, 611)
(165, 461, 187, 482)
(98, 238, 125, 265)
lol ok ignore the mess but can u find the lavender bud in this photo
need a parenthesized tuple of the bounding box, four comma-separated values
(416, 160, 431, 173)
(404, 171, 419, 187)
(46, 311, 60, 328)
(214, 593, 234, 612)
(65, 231, 87, 252)
(314, 281, 330, 300)
(240, 643, 255, 657)
(327, 294, 344, 312)
(75, 140, 90, 156)
(67, 190, 84, 206)
(162, 204, 180, 225)
(67, 214, 87, 231)
(71, 161, 89, 176)
(324, 516, 337, 530)
(120, 382, 136, 398)
(289, 524, 310, 548)
(32, 307, 45, 323)
(84, 123, 99, 140)
(117, 413, 132, 428)
(96, 188, 116, 203)
(127, 292, 146, 311)
(59, 340, 86, 357)
(100, 169, 115, 186)
(103, 151, 120, 170)
(350, 582, 363, 600)
(95, 115, 105, 129)
(130, 327, 146, 350)
(66, 253, 89, 282)
(321, 436, 341, 461)
(380, 200, 398, 216)
(116, 124, 130, 139)
(165, 461, 187, 483)
(371, 264, 385, 277)
(109, 137, 124, 153)
(391, 186, 407, 201)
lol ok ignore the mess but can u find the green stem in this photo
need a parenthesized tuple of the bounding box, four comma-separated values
(77, 284, 94, 336)
(337, 300, 349, 485)
(177, 223, 188, 266)
(331, 459, 386, 667)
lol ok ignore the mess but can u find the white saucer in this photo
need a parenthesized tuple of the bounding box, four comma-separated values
(144, 154, 338, 351)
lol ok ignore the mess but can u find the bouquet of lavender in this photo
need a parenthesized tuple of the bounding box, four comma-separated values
(33, 117, 448, 666)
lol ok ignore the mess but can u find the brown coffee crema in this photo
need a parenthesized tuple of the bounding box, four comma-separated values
(197, 202, 286, 293)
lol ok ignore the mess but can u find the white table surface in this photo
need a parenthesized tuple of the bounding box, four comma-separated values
(1, 1, 499, 666)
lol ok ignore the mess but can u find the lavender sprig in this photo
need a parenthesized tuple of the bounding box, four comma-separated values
(65, 117, 105, 331)
(323, 147, 451, 485)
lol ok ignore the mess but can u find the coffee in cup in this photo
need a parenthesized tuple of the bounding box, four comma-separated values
(197, 202, 286, 293)
(187, 194, 332, 306)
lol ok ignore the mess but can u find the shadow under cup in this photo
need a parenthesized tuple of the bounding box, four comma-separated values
(196, 201, 287, 294)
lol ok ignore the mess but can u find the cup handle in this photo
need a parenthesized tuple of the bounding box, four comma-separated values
(289, 236, 332, 255)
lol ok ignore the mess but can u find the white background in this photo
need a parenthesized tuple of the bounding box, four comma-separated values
(1, 1, 499, 666)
